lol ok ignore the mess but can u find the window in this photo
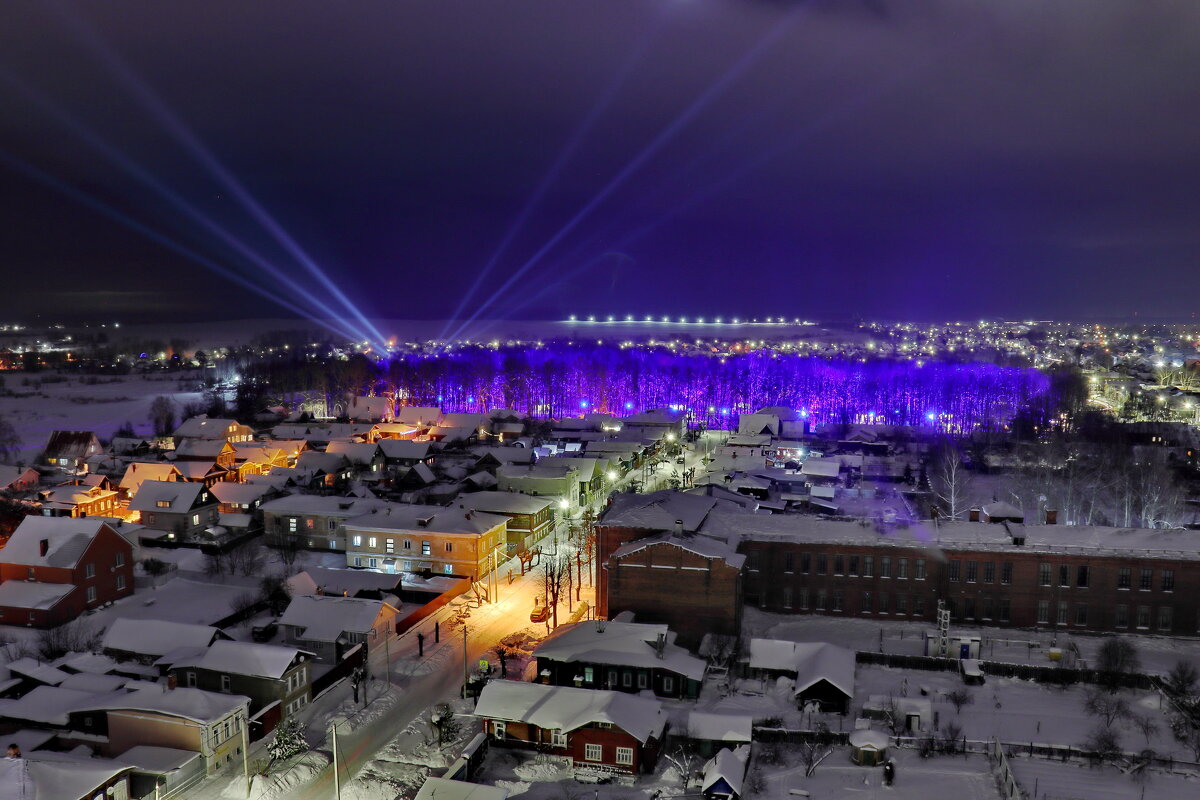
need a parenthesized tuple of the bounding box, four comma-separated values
(551, 730, 568, 747)
(422, 541, 431, 556)
(983, 562, 995, 583)
(368, 537, 378, 549)
(1037, 600, 1050, 624)
(116, 574, 126, 591)
(783, 553, 795, 573)
(881, 557, 892, 578)
(1056, 602, 1068, 625)
(622, 671, 632, 688)
(1136, 605, 1151, 629)
(913, 596, 926, 617)
(982, 597, 994, 620)
(816, 554, 828, 575)
(862, 591, 872, 614)
(444, 564, 454, 575)
(1075, 604, 1088, 626)
(948, 561, 960, 582)
(615, 747, 634, 766)
(328, 520, 337, 531)
(306, 519, 314, 529)
(834, 555, 844, 575)
(782, 587, 793, 609)
(744, 550, 760, 572)
(85, 563, 95, 578)
(662, 676, 674, 694)
(999, 598, 1011, 623)
(191, 514, 200, 526)
(965, 561, 977, 583)
(607, 670, 617, 687)
(800, 553, 810, 573)
(1058, 565, 1070, 587)
(585, 744, 603, 762)
(1140, 568, 1153, 591)
(915, 558, 926, 580)
(863, 556, 874, 578)
(1159, 606, 1173, 631)
(354, 557, 362, 567)
(637, 672, 649, 689)
(897, 558, 908, 579)
(798, 589, 809, 610)
(895, 594, 908, 615)
(221, 675, 231, 692)
(1115, 605, 1129, 628)
(86, 586, 97, 603)
(492, 721, 506, 739)
(352, 535, 363, 547)
(1001, 562, 1013, 585)
(878, 592, 889, 614)
(1076, 566, 1089, 588)
(1038, 563, 1051, 586)
(445, 542, 453, 552)
(186, 671, 197, 687)
(385, 539, 395, 553)
(849, 555, 860, 576)
(403, 539, 412, 550)
(329, 540, 337, 549)
(368, 557, 378, 569)
(115, 552, 125, 567)
(832, 589, 844, 612)
(1162, 570, 1175, 592)
(815, 589, 827, 611)
(157, 499, 171, 509)
(963, 597, 975, 620)
(1117, 567, 1131, 589)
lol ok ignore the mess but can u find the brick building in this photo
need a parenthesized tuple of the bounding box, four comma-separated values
(0, 517, 134, 627)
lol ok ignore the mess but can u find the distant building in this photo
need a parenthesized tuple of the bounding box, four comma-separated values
(39, 431, 102, 473)
(341, 503, 507, 579)
(128, 481, 219, 540)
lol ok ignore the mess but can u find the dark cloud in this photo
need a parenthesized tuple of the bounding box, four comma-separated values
(1, 0, 1199, 324)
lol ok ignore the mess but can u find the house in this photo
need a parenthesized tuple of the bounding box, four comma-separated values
(372, 423, 421, 441)
(474, 681, 666, 775)
(36, 483, 119, 518)
(701, 746, 750, 800)
(209, 481, 275, 515)
(533, 621, 706, 699)
(261, 494, 387, 550)
(457, 491, 555, 555)
(396, 406, 442, 428)
(326, 441, 385, 476)
(685, 712, 753, 758)
(746, 639, 854, 713)
(68, 686, 250, 774)
(103, 618, 230, 665)
(118, 462, 182, 501)
(168, 640, 314, 719)
(173, 439, 236, 468)
(277, 594, 400, 663)
(294, 451, 353, 489)
(172, 460, 230, 488)
(40, 431, 103, 473)
(172, 416, 253, 445)
(346, 395, 394, 423)
(128, 481, 219, 540)
(342, 503, 507, 578)
(285, 566, 404, 600)
(0, 756, 134, 800)
(800, 458, 842, 485)
(231, 443, 291, 472)
(0, 465, 39, 494)
(0, 517, 134, 627)
(496, 462, 579, 504)
(378, 440, 433, 469)
(110, 436, 154, 457)
(978, 501, 1024, 524)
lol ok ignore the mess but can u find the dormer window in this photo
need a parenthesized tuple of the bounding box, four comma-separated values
(156, 500, 171, 508)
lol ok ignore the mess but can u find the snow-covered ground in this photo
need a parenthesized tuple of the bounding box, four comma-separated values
(760, 748, 999, 800)
(0, 372, 202, 463)
(1010, 756, 1200, 800)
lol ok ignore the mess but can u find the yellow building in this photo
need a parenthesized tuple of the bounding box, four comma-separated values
(343, 503, 507, 580)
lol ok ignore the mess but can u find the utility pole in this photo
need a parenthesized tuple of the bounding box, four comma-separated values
(331, 722, 341, 800)
(241, 712, 250, 798)
(462, 623, 470, 698)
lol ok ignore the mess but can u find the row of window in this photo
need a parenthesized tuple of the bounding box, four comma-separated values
(350, 535, 445, 555)
(947, 560, 1014, 584)
(1033, 600, 1174, 631)
(753, 551, 930, 581)
(351, 555, 456, 574)
(1032, 564, 1175, 592)
(775, 587, 938, 618)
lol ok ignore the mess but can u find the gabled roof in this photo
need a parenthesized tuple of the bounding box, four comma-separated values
(260, 494, 386, 517)
(686, 712, 752, 743)
(0, 465, 37, 489)
(800, 458, 841, 478)
(609, 532, 746, 569)
(119, 462, 182, 491)
(326, 441, 383, 466)
(41, 431, 100, 459)
(0, 685, 99, 725)
(174, 461, 225, 481)
(5, 658, 69, 686)
(2, 517, 117, 568)
(172, 640, 311, 679)
(278, 595, 397, 641)
(981, 500, 1023, 520)
(344, 503, 507, 535)
(475, 681, 666, 744)
(395, 406, 442, 426)
(702, 746, 750, 797)
(458, 491, 552, 516)
(600, 491, 720, 533)
(534, 621, 706, 681)
(103, 618, 223, 658)
(748, 639, 855, 699)
(173, 417, 247, 439)
(378, 440, 431, 460)
(286, 566, 403, 598)
(73, 686, 249, 724)
(174, 439, 233, 460)
(295, 451, 350, 474)
(210, 482, 272, 505)
(128, 480, 208, 513)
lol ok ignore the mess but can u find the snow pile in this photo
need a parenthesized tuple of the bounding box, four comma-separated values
(512, 759, 571, 782)
(223, 751, 330, 800)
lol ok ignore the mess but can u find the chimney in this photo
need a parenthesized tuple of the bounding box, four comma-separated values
(674, 519, 684, 537)
(1045, 508, 1057, 525)
(654, 633, 666, 659)
(968, 508, 980, 523)
(38, 539, 49, 557)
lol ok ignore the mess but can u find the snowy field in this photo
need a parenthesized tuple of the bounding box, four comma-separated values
(0, 371, 203, 463)
(1009, 757, 1200, 800)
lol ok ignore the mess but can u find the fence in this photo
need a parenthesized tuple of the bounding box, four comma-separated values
(855, 651, 959, 672)
(990, 739, 1026, 800)
(313, 643, 367, 698)
(855, 649, 1157, 691)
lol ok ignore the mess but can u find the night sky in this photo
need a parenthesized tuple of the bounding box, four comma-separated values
(2, 0, 1199, 325)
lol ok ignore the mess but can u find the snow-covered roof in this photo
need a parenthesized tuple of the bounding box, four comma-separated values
(174, 461, 224, 481)
(344, 503, 507, 536)
(415, 777, 510, 800)
(119, 462, 181, 491)
(0, 756, 133, 800)
(174, 439, 231, 460)
(114, 745, 201, 775)
(278, 595, 397, 641)
(326, 441, 383, 466)
(5, 658, 69, 686)
(260, 494, 386, 518)
(59, 672, 127, 693)
(173, 417, 246, 439)
(0, 581, 74, 610)
(53, 652, 120, 675)
(534, 621, 706, 681)
(128, 480, 208, 513)
(458, 491, 552, 516)
(2, 517, 116, 568)
(609, 532, 746, 570)
(849, 729, 889, 750)
(800, 458, 841, 478)
(474, 681, 666, 744)
(686, 712, 752, 743)
(171, 640, 310, 679)
(702, 746, 750, 797)
(210, 482, 272, 505)
(395, 406, 442, 426)
(747, 639, 854, 699)
(0, 465, 37, 488)
(600, 491, 721, 533)
(378, 440, 431, 459)
(981, 501, 1023, 519)
(286, 566, 402, 598)
(73, 686, 249, 724)
(103, 618, 222, 657)
(0, 685, 99, 725)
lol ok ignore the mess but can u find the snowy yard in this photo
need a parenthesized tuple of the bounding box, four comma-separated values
(759, 748, 999, 800)
(1009, 756, 1200, 800)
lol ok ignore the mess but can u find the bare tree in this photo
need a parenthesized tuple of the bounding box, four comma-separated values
(1131, 713, 1159, 748)
(939, 720, 964, 754)
(539, 552, 570, 631)
(36, 620, 102, 660)
(930, 441, 972, 520)
(1165, 660, 1198, 701)
(1083, 723, 1123, 764)
(1084, 688, 1131, 726)
(149, 396, 177, 438)
(0, 414, 20, 463)
(797, 723, 835, 777)
(946, 688, 973, 714)
(1096, 638, 1140, 692)
(661, 742, 701, 785)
